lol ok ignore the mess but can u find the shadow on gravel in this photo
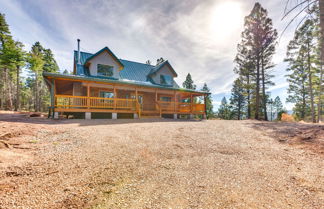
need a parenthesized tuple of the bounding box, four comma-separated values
(0, 113, 204, 126)
(246, 121, 324, 155)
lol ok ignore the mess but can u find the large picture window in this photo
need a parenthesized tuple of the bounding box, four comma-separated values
(160, 75, 173, 86)
(160, 96, 171, 102)
(97, 64, 114, 77)
(99, 91, 114, 98)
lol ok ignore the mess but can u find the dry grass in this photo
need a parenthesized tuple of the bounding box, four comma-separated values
(0, 113, 323, 209)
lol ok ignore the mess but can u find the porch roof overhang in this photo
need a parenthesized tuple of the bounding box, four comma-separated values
(43, 72, 210, 95)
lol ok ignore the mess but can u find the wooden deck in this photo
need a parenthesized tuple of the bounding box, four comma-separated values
(54, 95, 205, 118)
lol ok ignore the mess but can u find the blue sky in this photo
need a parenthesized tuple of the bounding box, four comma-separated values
(0, 0, 306, 111)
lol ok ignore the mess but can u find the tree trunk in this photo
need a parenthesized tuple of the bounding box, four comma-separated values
(255, 57, 260, 120)
(318, 63, 323, 122)
(302, 81, 306, 119)
(307, 42, 316, 123)
(261, 56, 268, 121)
(15, 66, 20, 111)
(7, 76, 13, 110)
(238, 101, 241, 120)
(35, 72, 39, 112)
(318, 0, 324, 122)
(247, 75, 251, 119)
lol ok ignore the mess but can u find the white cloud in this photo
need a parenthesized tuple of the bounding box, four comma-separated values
(0, 0, 303, 108)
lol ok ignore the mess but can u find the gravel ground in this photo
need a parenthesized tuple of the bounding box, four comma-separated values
(0, 115, 323, 209)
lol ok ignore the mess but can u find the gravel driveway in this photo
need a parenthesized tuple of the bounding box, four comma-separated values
(0, 118, 323, 209)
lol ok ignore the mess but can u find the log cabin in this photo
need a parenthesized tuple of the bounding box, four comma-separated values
(43, 40, 209, 119)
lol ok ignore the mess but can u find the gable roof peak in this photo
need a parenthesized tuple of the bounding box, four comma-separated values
(84, 46, 124, 69)
(150, 60, 178, 77)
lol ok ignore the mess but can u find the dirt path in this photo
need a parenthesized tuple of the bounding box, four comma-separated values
(0, 116, 323, 208)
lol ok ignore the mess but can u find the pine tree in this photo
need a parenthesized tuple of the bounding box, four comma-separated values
(43, 48, 59, 73)
(27, 42, 45, 112)
(233, 2, 277, 120)
(273, 96, 283, 119)
(268, 98, 275, 121)
(201, 83, 213, 118)
(0, 13, 15, 110)
(182, 73, 196, 90)
(230, 78, 245, 120)
(12, 41, 26, 111)
(217, 97, 232, 120)
(285, 10, 322, 122)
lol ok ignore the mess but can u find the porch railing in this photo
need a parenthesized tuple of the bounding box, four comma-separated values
(157, 101, 205, 113)
(55, 95, 137, 111)
(54, 95, 205, 115)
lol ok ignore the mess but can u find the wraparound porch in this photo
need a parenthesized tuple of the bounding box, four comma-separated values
(47, 78, 207, 119)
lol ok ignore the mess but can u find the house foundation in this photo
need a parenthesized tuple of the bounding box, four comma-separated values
(112, 113, 117, 119)
(173, 114, 177, 119)
(54, 112, 59, 119)
(85, 112, 91, 119)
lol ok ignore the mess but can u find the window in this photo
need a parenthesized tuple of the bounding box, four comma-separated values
(99, 91, 114, 98)
(160, 96, 171, 102)
(160, 75, 173, 85)
(97, 64, 114, 77)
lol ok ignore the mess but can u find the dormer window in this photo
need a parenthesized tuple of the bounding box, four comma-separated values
(160, 75, 173, 86)
(97, 64, 113, 77)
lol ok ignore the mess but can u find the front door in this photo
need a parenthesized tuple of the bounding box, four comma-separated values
(131, 94, 144, 110)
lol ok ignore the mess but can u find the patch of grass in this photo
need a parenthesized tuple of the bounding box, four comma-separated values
(29, 139, 39, 144)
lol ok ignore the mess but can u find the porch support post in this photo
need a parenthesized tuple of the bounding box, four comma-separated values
(113, 86, 117, 110)
(174, 91, 176, 113)
(112, 112, 117, 119)
(173, 114, 177, 119)
(135, 88, 140, 118)
(204, 94, 208, 119)
(134, 113, 138, 119)
(87, 83, 90, 109)
(190, 93, 193, 114)
(155, 90, 160, 117)
(50, 79, 55, 118)
(189, 114, 194, 119)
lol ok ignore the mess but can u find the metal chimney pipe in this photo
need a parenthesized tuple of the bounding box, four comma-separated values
(77, 39, 81, 64)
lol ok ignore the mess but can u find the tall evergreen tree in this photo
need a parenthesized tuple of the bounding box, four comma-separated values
(273, 96, 283, 119)
(217, 97, 232, 120)
(285, 11, 321, 122)
(12, 41, 26, 111)
(27, 42, 45, 112)
(0, 13, 15, 110)
(201, 83, 213, 118)
(230, 78, 245, 120)
(0, 12, 58, 112)
(182, 73, 196, 90)
(233, 2, 277, 120)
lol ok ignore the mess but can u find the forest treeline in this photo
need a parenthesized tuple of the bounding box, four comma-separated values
(218, 2, 323, 123)
(0, 13, 59, 112)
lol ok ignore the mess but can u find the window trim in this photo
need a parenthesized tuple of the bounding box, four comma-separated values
(160, 74, 173, 86)
(99, 90, 114, 98)
(97, 64, 114, 77)
(160, 96, 172, 102)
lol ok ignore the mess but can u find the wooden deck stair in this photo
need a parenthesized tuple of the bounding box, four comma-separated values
(140, 110, 161, 119)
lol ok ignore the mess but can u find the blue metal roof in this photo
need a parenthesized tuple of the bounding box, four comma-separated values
(119, 59, 154, 82)
(73, 50, 180, 87)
